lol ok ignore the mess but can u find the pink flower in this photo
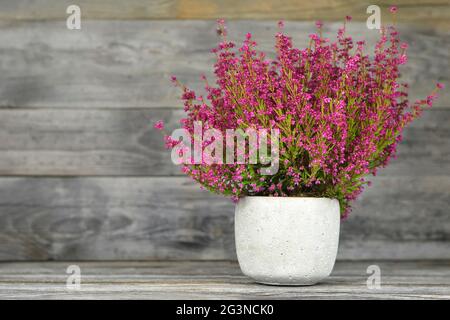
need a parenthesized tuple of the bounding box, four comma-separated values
(399, 54, 408, 64)
(216, 18, 227, 36)
(345, 15, 352, 21)
(390, 6, 398, 13)
(154, 120, 164, 130)
(437, 83, 445, 89)
(315, 20, 323, 28)
(163, 19, 434, 218)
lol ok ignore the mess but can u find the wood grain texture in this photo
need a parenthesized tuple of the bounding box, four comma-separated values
(0, 108, 448, 176)
(0, 5, 448, 264)
(0, 261, 449, 299)
(0, 177, 235, 261)
(0, 0, 449, 28)
(0, 108, 183, 176)
(0, 21, 447, 108)
(0, 176, 448, 261)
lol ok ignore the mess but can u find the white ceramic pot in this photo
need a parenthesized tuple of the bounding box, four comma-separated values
(235, 197, 340, 285)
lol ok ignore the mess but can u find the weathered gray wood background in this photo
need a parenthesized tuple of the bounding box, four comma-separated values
(0, 1, 448, 260)
(1, 261, 449, 299)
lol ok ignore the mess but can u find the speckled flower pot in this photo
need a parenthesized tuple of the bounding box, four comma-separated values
(235, 197, 340, 286)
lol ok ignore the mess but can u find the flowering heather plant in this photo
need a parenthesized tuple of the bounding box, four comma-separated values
(156, 16, 442, 218)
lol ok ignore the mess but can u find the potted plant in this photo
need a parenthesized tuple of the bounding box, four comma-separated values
(155, 15, 442, 285)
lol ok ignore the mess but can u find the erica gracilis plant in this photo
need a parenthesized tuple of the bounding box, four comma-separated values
(156, 15, 443, 218)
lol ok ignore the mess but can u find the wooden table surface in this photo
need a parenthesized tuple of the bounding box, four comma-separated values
(0, 260, 449, 299)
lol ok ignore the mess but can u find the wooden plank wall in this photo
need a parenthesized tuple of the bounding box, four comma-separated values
(0, 1, 448, 260)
